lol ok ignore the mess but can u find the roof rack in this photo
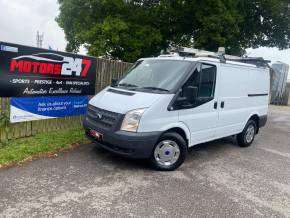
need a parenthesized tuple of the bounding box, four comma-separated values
(225, 57, 271, 67)
(161, 47, 270, 68)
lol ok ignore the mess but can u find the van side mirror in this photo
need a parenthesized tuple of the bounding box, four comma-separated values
(176, 86, 198, 106)
(111, 78, 118, 86)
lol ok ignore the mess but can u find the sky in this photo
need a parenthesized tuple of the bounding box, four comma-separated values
(0, 0, 289, 80)
(0, 0, 66, 51)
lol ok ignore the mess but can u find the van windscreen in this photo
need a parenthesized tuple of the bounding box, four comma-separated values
(116, 59, 193, 93)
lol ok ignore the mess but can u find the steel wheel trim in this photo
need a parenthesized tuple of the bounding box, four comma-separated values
(154, 140, 180, 166)
(245, 125, 255, 143)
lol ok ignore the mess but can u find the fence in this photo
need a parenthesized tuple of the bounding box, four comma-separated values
(0, 58, 132, 141)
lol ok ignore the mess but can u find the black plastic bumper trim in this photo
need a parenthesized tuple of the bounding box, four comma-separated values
(259, 115, 267, 128)
(83, 118, 161, 158)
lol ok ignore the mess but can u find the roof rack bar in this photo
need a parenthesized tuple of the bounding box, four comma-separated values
(226, 57, 271, 67)
(163, 46, 270, 68)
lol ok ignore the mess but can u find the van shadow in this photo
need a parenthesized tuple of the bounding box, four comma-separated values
(90, 136, 238, 171)
(190, 136, 237, 153)
(186, 136, 238, 164)
(91, 145, 150, 171)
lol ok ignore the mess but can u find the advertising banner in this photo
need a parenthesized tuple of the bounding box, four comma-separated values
(10, 96, 88, 123)
(0, 42, 97, 97)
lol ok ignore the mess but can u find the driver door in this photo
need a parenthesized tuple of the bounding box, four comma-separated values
(177, 63, 219, 145)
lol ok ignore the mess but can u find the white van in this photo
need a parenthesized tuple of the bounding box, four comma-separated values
(83, 53, 269, 170)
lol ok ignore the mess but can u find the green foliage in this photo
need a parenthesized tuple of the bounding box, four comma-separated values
(0, 110, 9, 128)
(0, 110, 10, 147)
(57, 0, 290, 61)
(0, 127, 89, 166)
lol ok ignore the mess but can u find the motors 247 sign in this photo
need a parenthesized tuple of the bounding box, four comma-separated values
(0, 42, 97, 97)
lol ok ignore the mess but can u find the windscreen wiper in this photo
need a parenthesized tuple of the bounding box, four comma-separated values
(140, 86, 169, 92)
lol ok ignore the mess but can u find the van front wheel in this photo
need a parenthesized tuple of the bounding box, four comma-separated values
(237, 120, 257, 147)
(149, 132, 187, 171)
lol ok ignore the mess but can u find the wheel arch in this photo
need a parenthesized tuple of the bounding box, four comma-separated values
(247, 113, 260, 133)
(160, 123, 191, 146)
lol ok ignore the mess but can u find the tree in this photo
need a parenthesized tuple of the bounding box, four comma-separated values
(57, 0, 290, 62)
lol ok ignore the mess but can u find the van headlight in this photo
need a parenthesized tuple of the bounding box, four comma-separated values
(121, 108, 146, 132)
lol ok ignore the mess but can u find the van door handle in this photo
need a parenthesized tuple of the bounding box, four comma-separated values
(214, 101, 218, 109)
(221, 101, 225, 108)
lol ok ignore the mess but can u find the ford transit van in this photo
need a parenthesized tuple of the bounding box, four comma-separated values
(83, 53, 269, 170)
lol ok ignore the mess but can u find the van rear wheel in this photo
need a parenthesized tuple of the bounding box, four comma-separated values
(149, 132, 187, 171)
(237, 120, 257, 147)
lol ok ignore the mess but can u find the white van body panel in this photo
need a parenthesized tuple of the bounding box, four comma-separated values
(216, 64, 269, 138)
(131, 94, 193, 144)
(89, 87, 163, 114)
(137, 94, 183, 132)
(178, 100, 219, 146)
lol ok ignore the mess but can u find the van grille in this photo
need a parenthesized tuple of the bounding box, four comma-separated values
(86, 105, 122, 131)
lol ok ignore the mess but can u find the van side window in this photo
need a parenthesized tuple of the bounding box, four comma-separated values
(173, 63, 216, 110)
(199, 64, 216, 98)
(179, 68, 200, 106)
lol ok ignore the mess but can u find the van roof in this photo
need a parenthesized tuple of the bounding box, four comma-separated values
(140, 56, 265, 69)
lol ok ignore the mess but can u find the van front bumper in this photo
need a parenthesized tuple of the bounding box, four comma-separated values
(83, 119, 161, 159)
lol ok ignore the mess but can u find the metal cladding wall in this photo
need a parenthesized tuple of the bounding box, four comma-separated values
(288, 83, 290, 106)
(270, 62, 289, 105)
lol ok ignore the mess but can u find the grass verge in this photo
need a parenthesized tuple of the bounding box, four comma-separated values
(0, 127, 89, 168)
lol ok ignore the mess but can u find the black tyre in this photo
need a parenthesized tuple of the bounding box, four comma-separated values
(149, 132, 188, 171)
(237, 119, 257, 147)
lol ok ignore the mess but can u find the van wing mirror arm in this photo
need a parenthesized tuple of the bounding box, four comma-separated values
(111, 78, 118, 86)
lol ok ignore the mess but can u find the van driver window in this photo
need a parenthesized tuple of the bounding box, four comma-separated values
(181, 68, 200, 105)
(179, 64, 216, 108)
(199, 64, 216, 98)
